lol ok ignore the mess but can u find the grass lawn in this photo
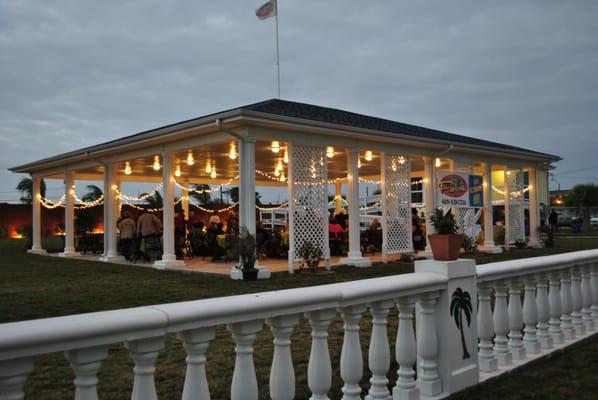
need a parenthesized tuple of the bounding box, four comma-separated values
(1, 238, 597, 399)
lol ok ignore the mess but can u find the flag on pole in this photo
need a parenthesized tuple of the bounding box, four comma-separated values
(255, 0, 277, 20)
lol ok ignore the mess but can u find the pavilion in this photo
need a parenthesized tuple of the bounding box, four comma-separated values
(9, 99, 560, 275)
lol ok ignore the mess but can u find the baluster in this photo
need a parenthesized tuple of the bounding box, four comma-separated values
(549, 272, 564, 344)
(126, 336, 165, 400)
(393, 298, 418, 400)
(0, 358, 33, 400)
(366, 300, 393, 400)
(339, 305, 365, 400)
(591, 263, 598, 326)
(305, 309, 336, 400)
(581, 265, 595, 332)
(492, 282, 512, 365)
(177, 327, 215, 400)
(267, 315, 299, 400)
(522, 277, 540, 354)
(227, 320, 264, 400)
(570, 266, 586, 336)
(65, 346, 108, 400)
(417, 292, 441, 397)
(560, 270, 576, 340)
(535, 274, 554, 350)
(477, 285, 498, 371)
(507, 279, 526, 360)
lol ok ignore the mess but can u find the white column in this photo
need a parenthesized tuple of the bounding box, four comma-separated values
(126, 336, 165, 400)
(423, 156, 435, 256)
(503, 168, 510, 249)
(581, 265, 595, 331)
(65, 345, 108, 400)
(177, 328, 215, 400)
(305, 309, 336, 400)
(239, 137, 256, 235)
(268, 315, 298, 400)
(340, 305, 365, 400)
(227, 320, 263, 400)
(340, 148, 371, 267)
(591, 262, 598, 326)
(60, 171, 77, 256)
(181, 179, 190, 220)
(287, 142, 296, 274)
(335, 181, 343, 215)
(479, 163, 501, 253)
(0, 357, 34, 400)
(29, 175, 46, 254)
(527, 168, 542, 247)
(548, 272, 564, 344)
(570, 266, 586, 336)
(536, 274, 554, 350)
(493, 282, 512, 365)
(366, 300, 392, 400)
(522, 277, 541, 354)
(154, 150, 184, 269)
(507, 279, 526, 360)
(560, 270, 576, 340)
(417, 293, 442, 397)
(477, 285, 498, 371)
(393, 298, 419, 400)
(100, 162, 121, 262)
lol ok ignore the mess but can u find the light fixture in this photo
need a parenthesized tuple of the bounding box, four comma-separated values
(228, 143, 238, 160)
(280, 172, 286, 182)
(391, 160, 397, 172)
(358, 158, 362, 169)
(175, 161, 181, 177)
(274, 168, 280, 177)
(364, 150, 373, 161)
(124, 161, 132, 175)
(506, 171, 511, 176)
(435, 157, 441, 168)
(210, 164, 217, 179)
(205, 159, 212, 174)
(186, 150, 194, 166)
(276, 159, 283, 172)
(326, 146, 335, 159)
(271, 140, 280, 153)
(283, 148, 289, 164)
(153, 155, 161, 171)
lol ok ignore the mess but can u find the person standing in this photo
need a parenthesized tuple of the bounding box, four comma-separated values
(549, 209, 559, 232)
(118, 212, 136, 260)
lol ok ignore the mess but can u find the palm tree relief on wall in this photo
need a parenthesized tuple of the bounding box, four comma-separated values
(450, 287, 473, 360)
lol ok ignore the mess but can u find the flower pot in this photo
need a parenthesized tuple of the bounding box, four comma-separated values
(427, 233, 463, 261)
(242, 267, 259, 281)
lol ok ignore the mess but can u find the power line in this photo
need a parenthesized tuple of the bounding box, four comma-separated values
(553, 165, 598, 175)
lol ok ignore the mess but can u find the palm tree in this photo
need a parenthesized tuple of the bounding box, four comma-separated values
(16, 177, 46, 204)
(81, 185, 103, 202)
(565, 184, 598, 233)
(189, 184, 212, 206)
(140, 191, 163, 209)
(450, 287, 473, 359)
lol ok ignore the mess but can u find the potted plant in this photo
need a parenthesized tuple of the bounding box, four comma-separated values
(298, 240, 323, 273)
(238, 226, 258, 281)
(514, 238, 526, 249)
(427, 209, 462, 261)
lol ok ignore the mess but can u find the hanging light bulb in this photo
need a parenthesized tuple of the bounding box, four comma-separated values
(280, 172, 286, 182)
(283, 148, 289, 164)
(271, 140, 280, 153)
(186, 150, 195, 166)
(326, 146, 335, 159)
(205, 159, 212, 174)
(210, 164, 217, 179)
(228, 143, 238, 160)
(358, 158, 362, 169)
(153, 155, 161, 171)
(435, 157, 441, 168)
(276, 159, 283, 172)
(364, 150, 373, 161)
(174, 161, 181, 177)
(124, 161, 132, 175)
(274, 168, 280, 177)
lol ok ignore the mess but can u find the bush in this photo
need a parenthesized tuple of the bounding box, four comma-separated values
(0, 226, 8, 239)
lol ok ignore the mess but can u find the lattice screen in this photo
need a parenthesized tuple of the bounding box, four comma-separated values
(507, 171, 525, 242)
(381, 154, 412, 256)
(290, 144, 329, 261)
(456, 208, 483, 240)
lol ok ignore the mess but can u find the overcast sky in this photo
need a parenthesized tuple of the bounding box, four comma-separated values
(1, 0, 597, 202)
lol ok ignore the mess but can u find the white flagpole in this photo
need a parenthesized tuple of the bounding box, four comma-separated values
(275, 3, 281, 98)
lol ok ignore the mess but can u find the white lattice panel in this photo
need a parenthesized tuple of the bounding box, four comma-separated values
(381, 154, 412, 255)
(456, 207, 482, 240)
(507, 171, 525, 242)
(290, 144, 329, 261)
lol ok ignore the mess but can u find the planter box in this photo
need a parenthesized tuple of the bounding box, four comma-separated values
(428, 234, 463, 261)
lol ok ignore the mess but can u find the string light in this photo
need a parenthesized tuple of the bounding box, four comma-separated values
(153, 155, 161, 171)
(210, 164, 217, 179)
(435, 157, 441, 168)
(280, 172, 286, 182)
(364, 150, 373, 161)
(228, 143, 238, 160)
(326, 146, 335, 159)
(186, 150, 195, 166)
(124, 161, 132, 175)
(174, 161, 181, 177)
(205, 159, 212, 174)
(271, 140, 280, 153)
(283, 148, 289, 164)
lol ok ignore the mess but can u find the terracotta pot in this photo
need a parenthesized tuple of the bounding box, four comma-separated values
(427, 234, 463, 261)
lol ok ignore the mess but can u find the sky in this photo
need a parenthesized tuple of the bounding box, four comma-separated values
(1, 0, 597, 203)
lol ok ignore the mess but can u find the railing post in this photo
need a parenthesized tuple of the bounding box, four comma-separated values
(522, 277, 540, 354)
(393, 298, 418, 400)
(417, 292, 442, 397)
(535, 273, 554, 350)
(339, 305, 365, 400)
(126, 336, 165, 400)
(570, 266, 586, 336)
(581, 264, 595, 332)
(0, 358, 33, 400)
(507, 279, 526, 360)
(549, 272, 565, 344)
(65, 346, 108, 400)
(366, 300, 393, 400)
(305, 309, 336, 400)
(267, 315, 299, 400)
(477, 284, 498, 372)
(591, 262, 598, 326)
(177, 327, 215, 400)
(493, 282, 513, 365)
(227, 320, 264, 400)
(560, 270, 576, 340)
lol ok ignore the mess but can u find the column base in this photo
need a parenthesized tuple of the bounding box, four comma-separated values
(338, 255, 372, 268)
(524, 341, 541, 354)
(479, 357, 498, 372)
(100, 255, 126, 263)
(393, 386, 420, 400)
(230, 267, 271, 280)
(527, 239, 543, 248)
(28, 248, 47, 255)
(153, 259, 186, 269)
(478, 244, 503, 254)
(59, 251, 80, 258)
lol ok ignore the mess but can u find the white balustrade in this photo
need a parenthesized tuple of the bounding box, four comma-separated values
(570, 267, 586, 336)
(549, 272, 565, 344)
(591, 263, 598, 325)
(535, 274, 554, 350)
(507, 279, 526, 360)
(492, 282, 512, 365)
(522, 277, 540, 354)
(0, 358, 33, 400)
(366, 300, 393, 400)
(393, 298, 418, 400)
(126, 336, 165, 400)
(560, 271, 576, 340)
(417, 292, 442, 397)
(477, 285, 498, 371)
(340, 305, 365, 400)
(65, 346, 108, 400)
(580, 265, 594, 332)
(178, 328, 215, 400)
(306, 309, 336, 400)
(268, 315, 299, 400)
(227, 320, 264, 400)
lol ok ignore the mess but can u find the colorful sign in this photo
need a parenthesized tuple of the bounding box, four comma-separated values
(437, 173, 484, 208)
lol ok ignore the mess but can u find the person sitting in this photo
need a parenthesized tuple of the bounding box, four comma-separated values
(207, 221, 225, 260)
(190, 221, 208, 257)
(329, 217, 346, 255)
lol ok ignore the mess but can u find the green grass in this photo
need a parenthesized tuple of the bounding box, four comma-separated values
(1, 238, 597, 399)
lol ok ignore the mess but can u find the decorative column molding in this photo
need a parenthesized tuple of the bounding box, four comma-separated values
(548, 272, 565, 344)
(100, 161, 122, 262)
(507, 279, 526, 360)
(493, 282, 512, 365)
(340, 305, 365, 400)
(339, 148, 371, 267)
(65, 345, 108, 400)
(393, 298, 419, 400)
(479, 163, 501, 253)
(477, 285, 498, 371)
(305, 309, 336, 400)
(536, 274, 554, 350)
(560, 270, 576, 340)
(227, 320, 263, 400)
(581, 264, 595, 332)
(527, 168, 542, 247)
(570, 266, 586, 336)
(126, 336, 165, 400)
(60, 171, 77, 257)
(423, 156, 435, 256)
(267, 315, 299, 400)
(0, 357, 34, 400)
(366, 300, 393, 400)
(177, 328, 215, 400)
(522, 277, 540, 354)
(29, 175, 46, 254)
